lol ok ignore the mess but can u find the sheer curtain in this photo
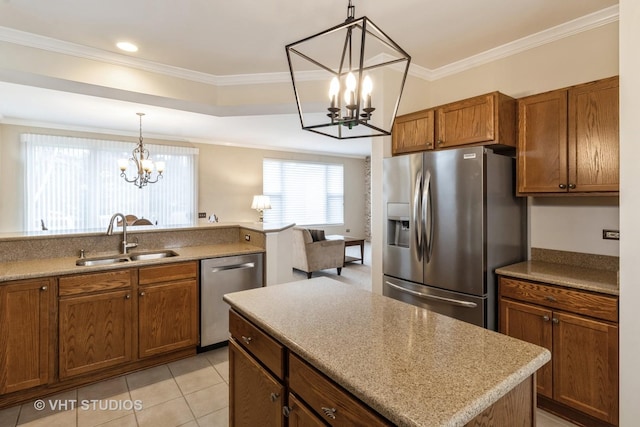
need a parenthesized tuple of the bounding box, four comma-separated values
(22, 134, 198, 232)
(262, 158, 344, 226)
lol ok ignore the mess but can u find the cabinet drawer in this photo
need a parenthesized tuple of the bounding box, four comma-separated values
(59, 269, 132, 296)
(289, 353, 391, 427)
(138, 261, 197, 285)
(229, 310, 284, 379)
(499, 277, 618, 322)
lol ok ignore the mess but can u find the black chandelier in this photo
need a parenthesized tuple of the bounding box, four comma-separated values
(285, 0, 411, 139)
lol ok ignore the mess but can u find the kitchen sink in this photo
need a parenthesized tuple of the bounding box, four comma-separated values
(76, 255, 130, 266)
(128, 250, 178, 261)
(76, 250, 178, 266)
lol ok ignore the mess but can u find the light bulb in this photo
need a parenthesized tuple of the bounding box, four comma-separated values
(346, 72, 357, 91)
(362, 75, 373, 98)
(329, 77, 340, 99)
(118, 159, 129, 171)
(142, 159, 153, 173)
(155, 161, 165, 173)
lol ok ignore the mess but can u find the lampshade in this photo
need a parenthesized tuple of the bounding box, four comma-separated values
(251, 195, 272, 210)
(285, 0, 411, 139)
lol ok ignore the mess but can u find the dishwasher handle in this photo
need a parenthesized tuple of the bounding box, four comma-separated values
(208, 262, 255, 273)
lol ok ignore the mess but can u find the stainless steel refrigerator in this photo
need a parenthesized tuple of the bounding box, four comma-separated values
(383, 146, 526, 330)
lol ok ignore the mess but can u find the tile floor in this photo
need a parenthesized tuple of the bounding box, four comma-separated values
(0, 347, 229, 427)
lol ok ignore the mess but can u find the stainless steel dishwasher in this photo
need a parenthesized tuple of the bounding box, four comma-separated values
(200, 253, 263, 349)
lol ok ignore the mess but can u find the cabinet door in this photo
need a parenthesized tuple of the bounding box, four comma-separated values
(568, 76, 619, 192)
(59, 290, 133, 379)
(0, 279, 52, 393)
(436, 93, 495, 148)
(229, 339, 284, 427)
(517, 90, 568, 194)
(288, 393, 326, 427)
(553, 311, 618, 425)
(392, 109, 435, 155)
(499, 298, 553, 398)
(138, 279, 198, 358)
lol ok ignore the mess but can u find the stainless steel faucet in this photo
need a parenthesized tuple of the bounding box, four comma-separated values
(106, 213, 138, 254)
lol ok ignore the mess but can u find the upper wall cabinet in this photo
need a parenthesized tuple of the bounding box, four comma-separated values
(392, 92, 516, 156)
(517, 76, 619, 195)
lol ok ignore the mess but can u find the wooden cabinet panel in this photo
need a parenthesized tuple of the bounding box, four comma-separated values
(553, 311, 618, 425)
(289, 352, 391, 427)
(138, 261, 197, 285)
(500, 299, 553, 398)
(436, 93, 495, 148)
(517, 90, 568, 194)
(392, 109, 435, 155)
(138, 279, 198, 358)
(59, 269, 133, 296)
(229, 310, 284, 379)
(517, 76, 619, 195)
(59, 289, 133, 379)
(229, 339, 284, 427)
(287, 393, 327, 427)
(568, 77, 619, 192)
(0, 279, 53, 394)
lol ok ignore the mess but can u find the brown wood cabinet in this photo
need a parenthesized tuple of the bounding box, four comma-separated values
(58, 270, 135, 379)
(499, 276, 619, 426)
(391, 109, 435, 154)
(517, 76, 619, 195)
(0, 278, 54, 394)
(392, 92, 516, 155)
(138, 262, 199, 358)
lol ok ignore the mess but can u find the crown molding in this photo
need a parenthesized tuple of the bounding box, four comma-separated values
(0, 5, 619, 86)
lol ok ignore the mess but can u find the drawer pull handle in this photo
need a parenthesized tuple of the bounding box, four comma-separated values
(543, 315, 550, 322)
(270, 392, 279, 403)
(321, 407, 337, 419)
(40, 285, 48, 291)
(552, 318, 559, 324)
(282, 406, 291, 417)
(545, 295, 557, 302)
(242, 336, 253, 345)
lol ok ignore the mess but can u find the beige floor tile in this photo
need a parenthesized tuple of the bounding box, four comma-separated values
(18, 389, 77, 425)
(16, 408, 77, 427)
(537, 409, 579, 427)
(126, 365, 173, 389)
(135, 397, 194, 427)
(76, 398, 134, 427)
(203, 348, 228, 366)
(184, 383, 228, 419)
(178, 421, 198, 427)
(213, 361, 229, 384)
(197, 407, 228, 427)
(94, 413, 138, 427)
(127, 365, 182, 409)
(78, 376, 130, 401)
(0, 405, 20, 427)
(169, 357, 224, 395)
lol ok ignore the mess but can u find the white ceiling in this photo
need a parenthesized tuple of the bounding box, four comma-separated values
(0, 0, 619, 157)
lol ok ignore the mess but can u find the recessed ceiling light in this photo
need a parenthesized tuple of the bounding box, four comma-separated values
(116, 41, 138, 53)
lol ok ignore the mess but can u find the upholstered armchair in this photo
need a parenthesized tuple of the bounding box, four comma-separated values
(292, 227, 345, 278)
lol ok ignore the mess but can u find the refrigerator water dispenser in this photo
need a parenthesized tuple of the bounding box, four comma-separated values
(387, 202, 410, 247)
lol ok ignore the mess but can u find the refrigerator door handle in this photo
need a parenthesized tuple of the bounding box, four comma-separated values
(384, 281, 478, 308)
(422, 171, 434, 263)
(413, 170, 423, 260)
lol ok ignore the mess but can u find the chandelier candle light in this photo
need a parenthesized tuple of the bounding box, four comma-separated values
(286, 0, 410, 139)
(118, 113, 165, 188)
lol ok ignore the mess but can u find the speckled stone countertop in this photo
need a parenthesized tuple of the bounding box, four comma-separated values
(495, 261, 619, 296)
(224, 278, 550, 427)
(0, 242, 263, 282)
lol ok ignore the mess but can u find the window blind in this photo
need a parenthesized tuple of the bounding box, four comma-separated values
(263, 158, 344, 225)
(22, 133, 198, 231)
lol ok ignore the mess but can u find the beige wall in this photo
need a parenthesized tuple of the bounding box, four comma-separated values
(0, 123, 366, 236)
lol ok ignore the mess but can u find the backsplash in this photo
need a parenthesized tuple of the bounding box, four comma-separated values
(531, 247, 619, 272)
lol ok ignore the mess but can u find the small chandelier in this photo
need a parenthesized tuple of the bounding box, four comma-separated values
(285, 0, 411, 139)
(118, 113, 165, 188)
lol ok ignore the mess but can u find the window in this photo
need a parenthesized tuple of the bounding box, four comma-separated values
(263, 158, 343, 225)
(22, 133, 198, 231)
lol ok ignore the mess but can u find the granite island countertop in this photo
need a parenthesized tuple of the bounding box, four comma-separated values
(496, 260, 619, 296)
(0, 242, 264, 282)
(223, 278, 551, 427)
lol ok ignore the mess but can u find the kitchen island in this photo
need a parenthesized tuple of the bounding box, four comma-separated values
(224, 277, 551, 427)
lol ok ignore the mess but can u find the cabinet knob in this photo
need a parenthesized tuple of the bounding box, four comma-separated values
(241, 336, 253, 345)
(139, 291, 145, 297)
(543, 315, 550, 322)
(437, 139, 444, 146)
(321, 407, 337, 419)
(558, 184, 567, 189)
(568, 183, 576, 189)
(40, 285, 48, 291)
(545, 295, 557, 302)
(552, 318, 559, 324)
(282, 406, 291, 417)
(270, 392, 280, 403)
(125, 294, 131, 299)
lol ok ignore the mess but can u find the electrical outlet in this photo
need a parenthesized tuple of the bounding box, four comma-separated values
(245, 234, 251, 241)
(602, 229, 620, 240)
(346, 228, 350, 233)
(198, 212, 206, 218)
